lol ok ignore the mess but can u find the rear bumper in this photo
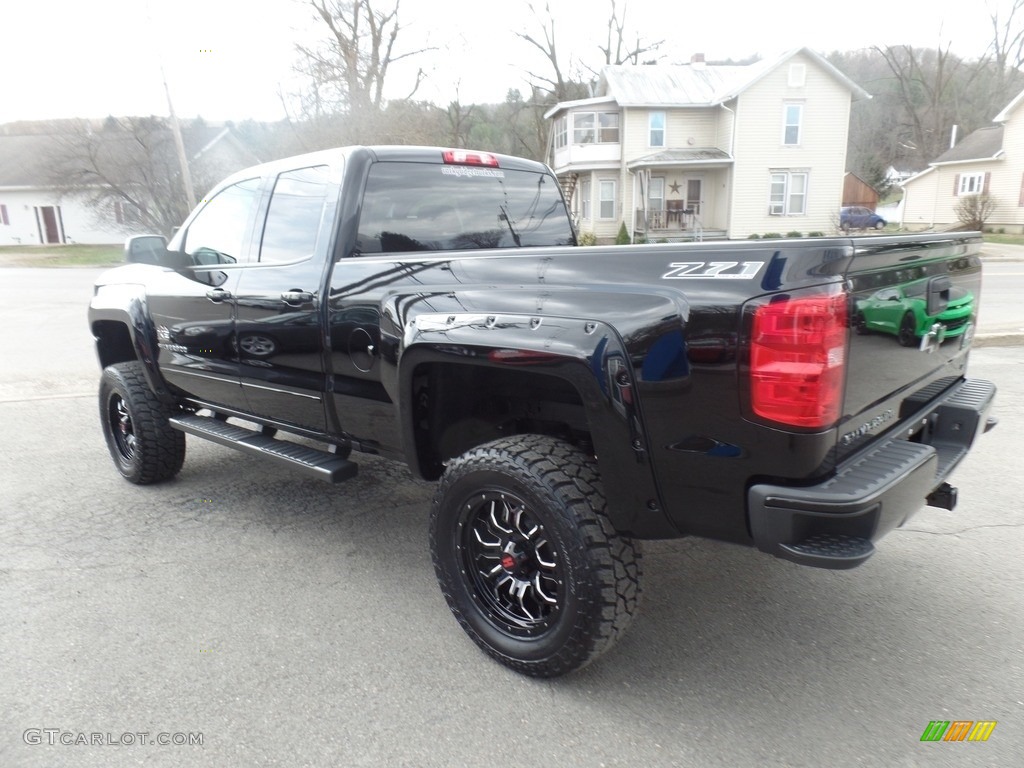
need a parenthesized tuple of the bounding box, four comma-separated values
(747, 378, 996, 570)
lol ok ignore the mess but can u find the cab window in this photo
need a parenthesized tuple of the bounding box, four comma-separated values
(259, 165, 331, 263)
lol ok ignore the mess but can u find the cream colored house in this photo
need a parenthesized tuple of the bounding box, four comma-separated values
(901, 87, 1024, 232)
(545, 49, 868, 242)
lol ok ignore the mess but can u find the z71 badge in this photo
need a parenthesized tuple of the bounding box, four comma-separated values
(662, 261, 764, 280)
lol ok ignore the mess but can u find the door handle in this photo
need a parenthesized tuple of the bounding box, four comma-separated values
(281, 290, 314, 306)
(206, 288, 232, 302)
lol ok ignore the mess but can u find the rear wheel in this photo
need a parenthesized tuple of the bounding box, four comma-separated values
(430, 435, 642, 677)
(897, 312, 918, 347)
(99, 361, 185, 484)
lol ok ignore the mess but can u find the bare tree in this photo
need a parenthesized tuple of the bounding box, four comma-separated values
(874, 44, 987, 166)
(516, 2, 590, 103)
(295, 0, 433, 119)
(47, 117, 248, 236)
(989, 0, 1024, 74)
(597, 0, 662, 67)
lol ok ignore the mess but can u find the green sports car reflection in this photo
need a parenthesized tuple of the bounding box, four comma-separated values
(854, 280, 974, 347)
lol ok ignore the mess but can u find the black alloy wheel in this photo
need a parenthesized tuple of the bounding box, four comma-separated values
(99, 361, 185, 484)
(430, 434, 641, 677)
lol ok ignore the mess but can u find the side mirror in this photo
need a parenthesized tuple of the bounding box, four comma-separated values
(124, 234, 169, 265)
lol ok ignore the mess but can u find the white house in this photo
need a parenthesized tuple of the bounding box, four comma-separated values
(0, 120, 260, 246)
(545, 49, 869, 242)
(901, 87, 1024, 232)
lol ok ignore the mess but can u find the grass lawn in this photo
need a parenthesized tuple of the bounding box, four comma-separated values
(0, 244, 123, 267)
(982, 233, 1024, 246)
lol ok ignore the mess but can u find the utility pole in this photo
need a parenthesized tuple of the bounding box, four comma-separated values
(163, 65, 196, 211)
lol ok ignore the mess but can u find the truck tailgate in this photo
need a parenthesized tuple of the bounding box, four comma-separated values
(838, 233, 984, 463)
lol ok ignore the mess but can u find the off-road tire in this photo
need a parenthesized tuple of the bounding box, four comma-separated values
(430, 434, 642, 677)
(99, 361, 185, 484)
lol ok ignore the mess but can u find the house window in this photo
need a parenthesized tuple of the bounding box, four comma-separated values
(769, 171, 808, 215)
(598, 112, 620, 142)
(113, 199, 145, 225)
(783, 104, 803, 145)
(0, 204, 8, 226)
(573, 112, 596, 144)
(580, 179, 592, 219)
(788, 63, 806, 87)
(599, 180, 616, 219)
(649, 111, 665, 147)
(554, 116, 567, 149)
(571, 111, 619, 144)
(958, 172, 985, 196)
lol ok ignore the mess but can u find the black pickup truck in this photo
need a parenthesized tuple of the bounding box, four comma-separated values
(89, 145, 996, 677)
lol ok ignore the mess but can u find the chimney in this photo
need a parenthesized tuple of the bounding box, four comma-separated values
(691, 53, 706, 70)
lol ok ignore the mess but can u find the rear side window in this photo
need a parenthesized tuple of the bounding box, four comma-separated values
(259, 165, 331, 263)
(355, 161, 575, 254)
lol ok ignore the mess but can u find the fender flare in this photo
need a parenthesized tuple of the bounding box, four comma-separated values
(391, 310, 678, 537)
(89, 283, 175, 403)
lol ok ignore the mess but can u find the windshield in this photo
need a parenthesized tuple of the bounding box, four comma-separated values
(355, 161, 575, 254)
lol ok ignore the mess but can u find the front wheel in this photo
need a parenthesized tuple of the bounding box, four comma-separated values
(430, 435, 642, 677)
(874, 220, 886, 230)
(99, 361, 185, 484)
(897, 312, 918, 347)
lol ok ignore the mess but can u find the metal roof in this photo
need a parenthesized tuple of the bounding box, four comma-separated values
(627, 148, 733, 170)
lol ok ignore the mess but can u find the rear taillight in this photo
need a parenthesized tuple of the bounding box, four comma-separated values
(749, 293, 847, 429)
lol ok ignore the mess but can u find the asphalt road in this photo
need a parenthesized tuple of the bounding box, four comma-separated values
(1, 267, 1021, 767)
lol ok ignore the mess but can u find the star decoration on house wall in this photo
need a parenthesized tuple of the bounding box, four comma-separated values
(669, 181, 680, 193)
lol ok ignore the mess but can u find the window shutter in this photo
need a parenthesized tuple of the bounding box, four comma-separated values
(1018, 173, 1024, 207)
(983, 172, 991, 195)
(953, 174, 960, 196)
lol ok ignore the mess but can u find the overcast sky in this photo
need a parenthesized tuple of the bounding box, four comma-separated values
(1, 0, 1010, 124)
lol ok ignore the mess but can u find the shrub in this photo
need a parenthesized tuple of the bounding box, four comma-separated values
(954, 194, 998, 231)
(786, 230, 803, 238)
(747, 233, 761, 239)
(761, 232, 783, 239)
(577, 231, 597, 246)
(615, 222, 631, 245)
(808, 231, 825, 237)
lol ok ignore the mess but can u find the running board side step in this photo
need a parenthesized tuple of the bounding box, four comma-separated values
(168, 414, 358, 483)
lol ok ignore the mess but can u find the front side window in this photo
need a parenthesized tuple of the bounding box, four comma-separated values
(355, 161, 575, 253)
(783, 104, 803, 145)
(649, 111, 665, 147)
(769, 171, 808, 215)
(259, 165, 331, 263)
(580, 179, 592, 220)
(958, 172, 985, 196)
(182, 177, 261, 265)
(599, 180, 616, 219)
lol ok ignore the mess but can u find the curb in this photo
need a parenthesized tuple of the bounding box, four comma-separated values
(973, 333, 1024, 348)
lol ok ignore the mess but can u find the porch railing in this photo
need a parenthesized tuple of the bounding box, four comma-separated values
(634, 207, 702, 232)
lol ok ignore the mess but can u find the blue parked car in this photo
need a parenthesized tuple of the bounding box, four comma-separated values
(840, 206, 886, 230)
